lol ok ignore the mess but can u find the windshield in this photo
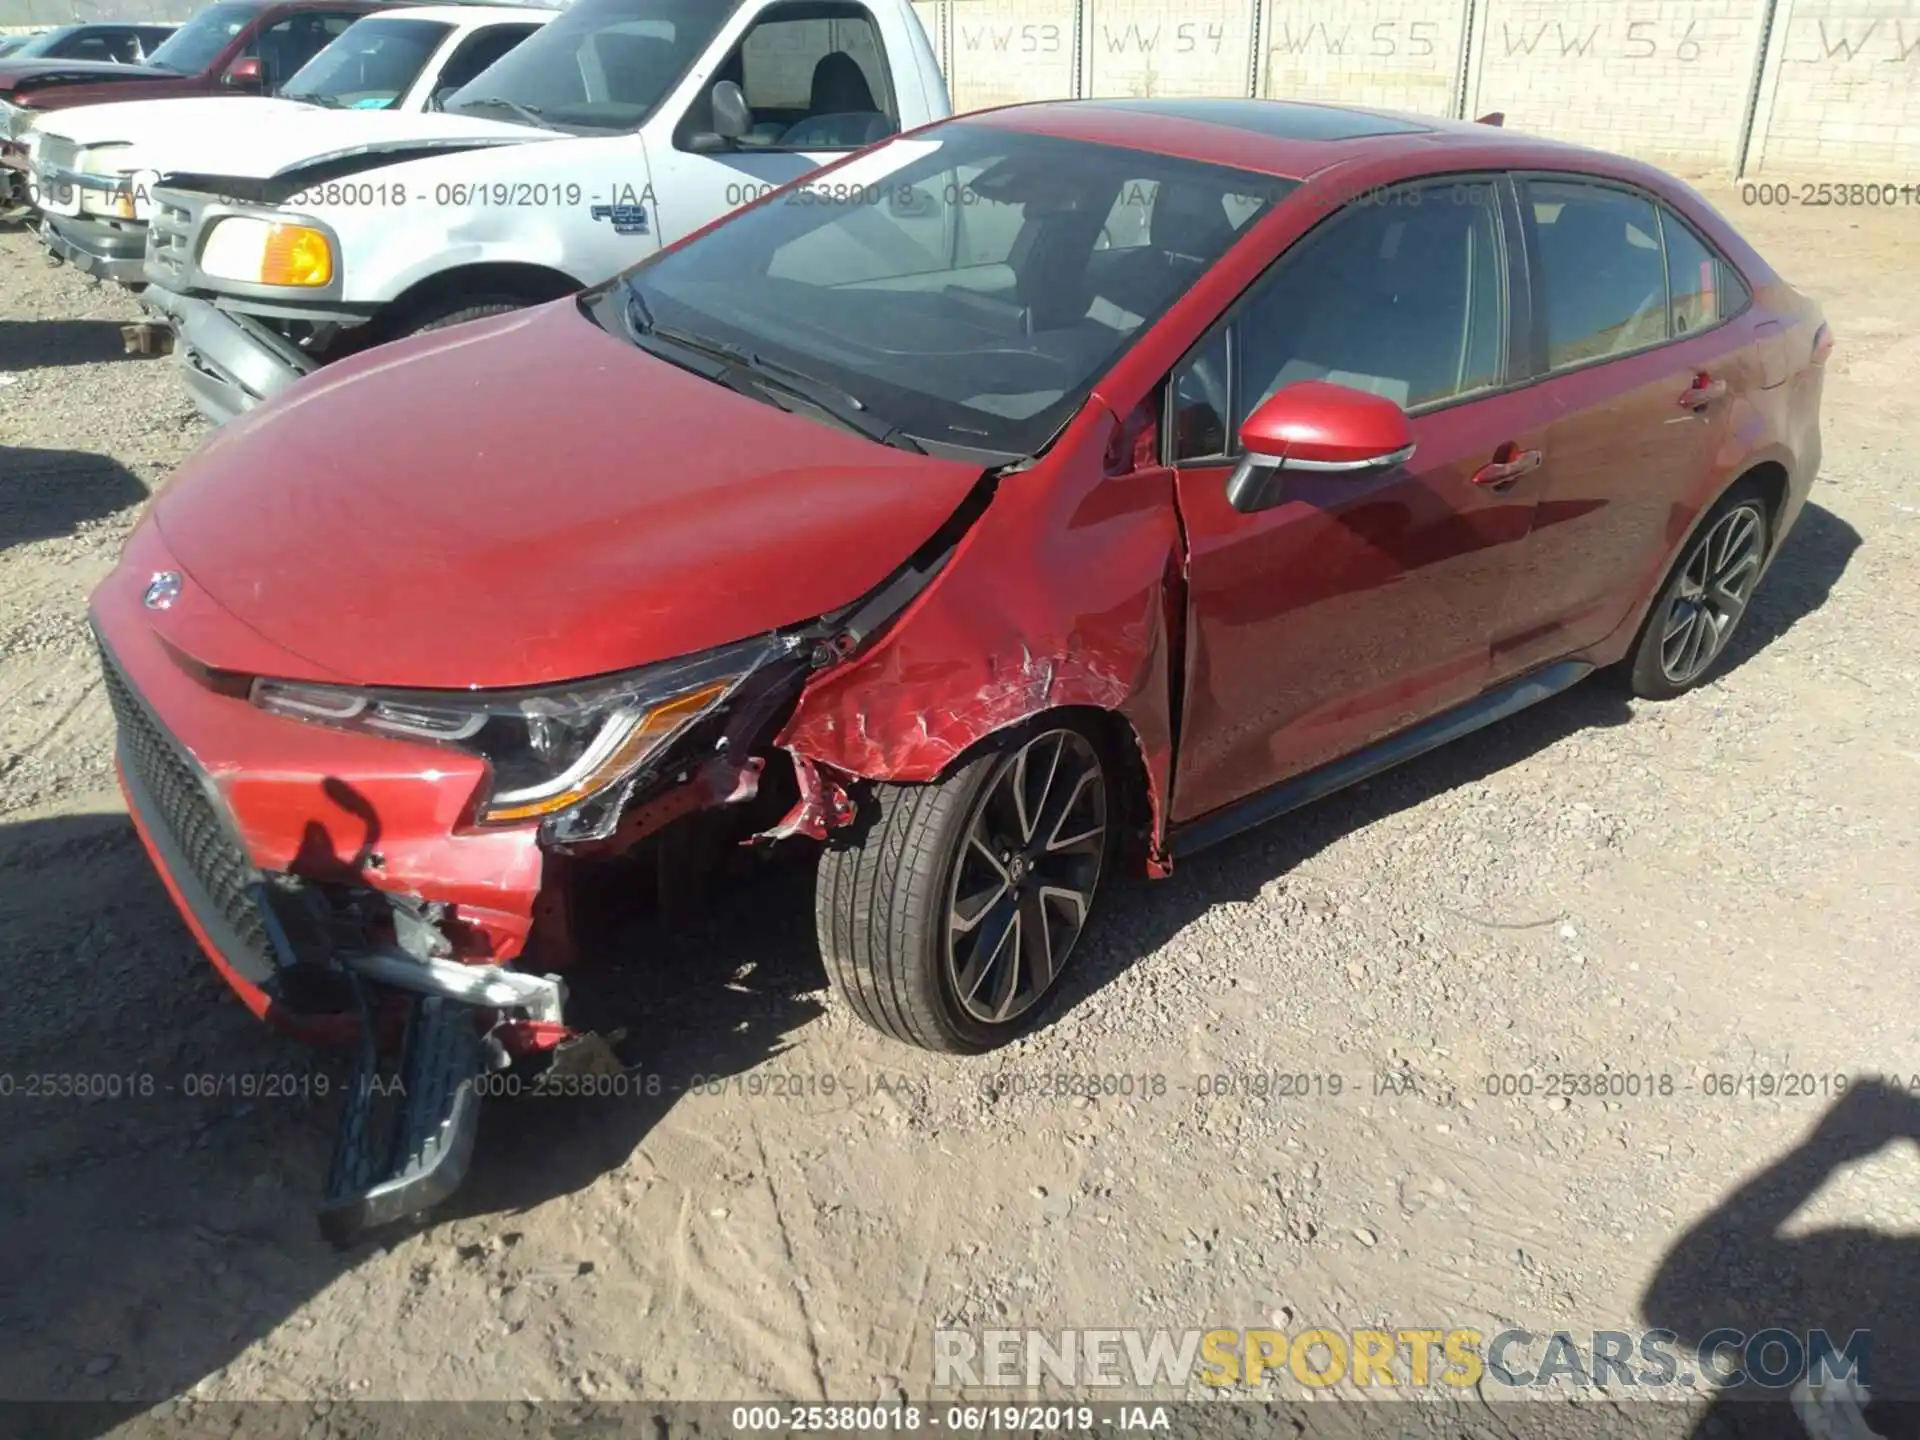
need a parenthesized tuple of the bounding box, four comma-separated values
(601, 124, 1294, 456)
(444, 0, 734, 134)
(281, 17, 450, 107)
(13, 27, 76, 57)
(146, 2, 255, 75)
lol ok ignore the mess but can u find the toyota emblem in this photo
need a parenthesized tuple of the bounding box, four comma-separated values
(143, 571, 183, 610)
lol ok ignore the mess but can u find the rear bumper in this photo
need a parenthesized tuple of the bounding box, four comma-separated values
(141, 285, 314, 426)
(42, 212, 146, 285)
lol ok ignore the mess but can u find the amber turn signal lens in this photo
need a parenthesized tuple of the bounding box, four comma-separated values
(260, 224, 333, 287)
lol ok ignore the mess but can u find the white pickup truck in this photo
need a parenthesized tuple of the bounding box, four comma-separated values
(138, 0, 950, 424)
(30, 4, 556, 287)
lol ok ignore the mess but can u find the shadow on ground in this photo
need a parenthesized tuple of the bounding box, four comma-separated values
(1043, 496, 1861, 1035)
(0, 445, 148, 550)
(0, 807, 809, 1418)
(1640, 1081, 1920, 1438)
(0, 319, 137, 372)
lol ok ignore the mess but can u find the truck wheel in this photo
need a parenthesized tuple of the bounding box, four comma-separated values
(400, 297, 526, 338)
(816, 721, 1114, 1053)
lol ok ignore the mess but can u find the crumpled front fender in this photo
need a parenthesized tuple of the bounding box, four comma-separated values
(777, 404, 1181, 868)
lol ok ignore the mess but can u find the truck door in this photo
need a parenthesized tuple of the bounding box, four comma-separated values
(646, 0, 912, 247)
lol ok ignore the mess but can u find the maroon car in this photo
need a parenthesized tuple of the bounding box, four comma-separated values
(0, 0, 387, 203)
(92, 99, 1827, 1239)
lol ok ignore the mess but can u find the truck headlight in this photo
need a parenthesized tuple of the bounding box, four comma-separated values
(127, 169, 159, 221)
(200, 216, 334, 287)
(75, 144, 136, 217)
(250, 633, 802, 827)
(0, 101, 37, 142)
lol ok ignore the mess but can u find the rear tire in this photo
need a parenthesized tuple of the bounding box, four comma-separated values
(815, 721, 1114, 1053)
(1621, 481, 1771, 700)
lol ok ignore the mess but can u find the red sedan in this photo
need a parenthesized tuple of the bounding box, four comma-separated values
(90, 98, 1827, 1239)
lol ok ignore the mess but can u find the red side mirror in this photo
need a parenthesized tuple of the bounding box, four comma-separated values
(224, 55, 263, 89)
(1228, 381, 1415, 513)
(1476, 111, 1505, 127)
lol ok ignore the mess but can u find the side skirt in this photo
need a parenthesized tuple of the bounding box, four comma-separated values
(1168, 660, 1593, 859)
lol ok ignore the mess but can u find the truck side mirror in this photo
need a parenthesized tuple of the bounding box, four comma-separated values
(224, 55, 264, 90)
(688, 79, 752, 153)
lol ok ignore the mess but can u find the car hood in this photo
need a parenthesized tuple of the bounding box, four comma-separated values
(150, 302, 988, 690)
(155, 108, 544, 181)
(0, 59, 173, 95)
(34, 95, 316, 153)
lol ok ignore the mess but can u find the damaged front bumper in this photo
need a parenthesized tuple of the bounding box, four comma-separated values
(91, 528, 572, 1244)
(41, 211, 148, 285)
(140, 284, 320, 426)
(101, 628, 569, 1245)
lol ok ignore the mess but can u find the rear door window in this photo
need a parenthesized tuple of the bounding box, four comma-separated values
(1525, 178, 1668, 371)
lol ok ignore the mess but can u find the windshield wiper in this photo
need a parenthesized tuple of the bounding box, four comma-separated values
(452, 95, 551, 129)
(622, 281, 923, 453)
(288, 93, 342, 108)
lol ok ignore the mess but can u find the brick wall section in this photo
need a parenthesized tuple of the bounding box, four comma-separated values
(1465, 0, 1769, 172)
(1746, 0, 1920, 172)
(1257, 0, 1466, 116)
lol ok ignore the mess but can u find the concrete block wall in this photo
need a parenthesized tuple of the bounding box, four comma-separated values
(0, 0, 190, 23)
(927, 0, 1920, 174)
(942, 0, 1079, 109)
(1256, 0, 1467, 117)
(1745, 0, 1920, 172)
(1463, 0, 1769, 171)
(6, 0, 1916, 173)
(1081, 0, 1255, 100)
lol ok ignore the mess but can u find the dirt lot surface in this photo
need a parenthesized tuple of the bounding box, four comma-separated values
(2, 185, 1917, 1434)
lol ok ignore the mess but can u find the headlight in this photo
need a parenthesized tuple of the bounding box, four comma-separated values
(75, 145, 137, 217)
(250, 634, 801, 830)
(1, 102, 36, 143)
(200, 216, 334, 286)
(77, 142, 132, 175)
(126, 168, 159, 220)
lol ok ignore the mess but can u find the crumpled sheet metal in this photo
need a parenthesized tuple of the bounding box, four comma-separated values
(778, 406, 1181, 863)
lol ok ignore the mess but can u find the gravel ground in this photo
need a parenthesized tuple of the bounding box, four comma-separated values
(1, 188, 1917, 1436)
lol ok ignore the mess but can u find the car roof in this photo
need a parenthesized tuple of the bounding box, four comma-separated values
(965, 97, 1642, 184)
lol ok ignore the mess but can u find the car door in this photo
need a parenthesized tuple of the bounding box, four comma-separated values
(648, 0, 903, 247)
(1167, 174, 1554, 825)
(1487, 176, 1748, 679)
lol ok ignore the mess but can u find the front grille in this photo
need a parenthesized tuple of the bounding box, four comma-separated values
(96, 635, 276, 977)
(145, 187, 198, 285)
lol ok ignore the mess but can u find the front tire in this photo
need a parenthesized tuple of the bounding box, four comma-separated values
(1622, 485, 1771, 700)
(398, 297, 525, 338)
(816, 722, 1113, 1053)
